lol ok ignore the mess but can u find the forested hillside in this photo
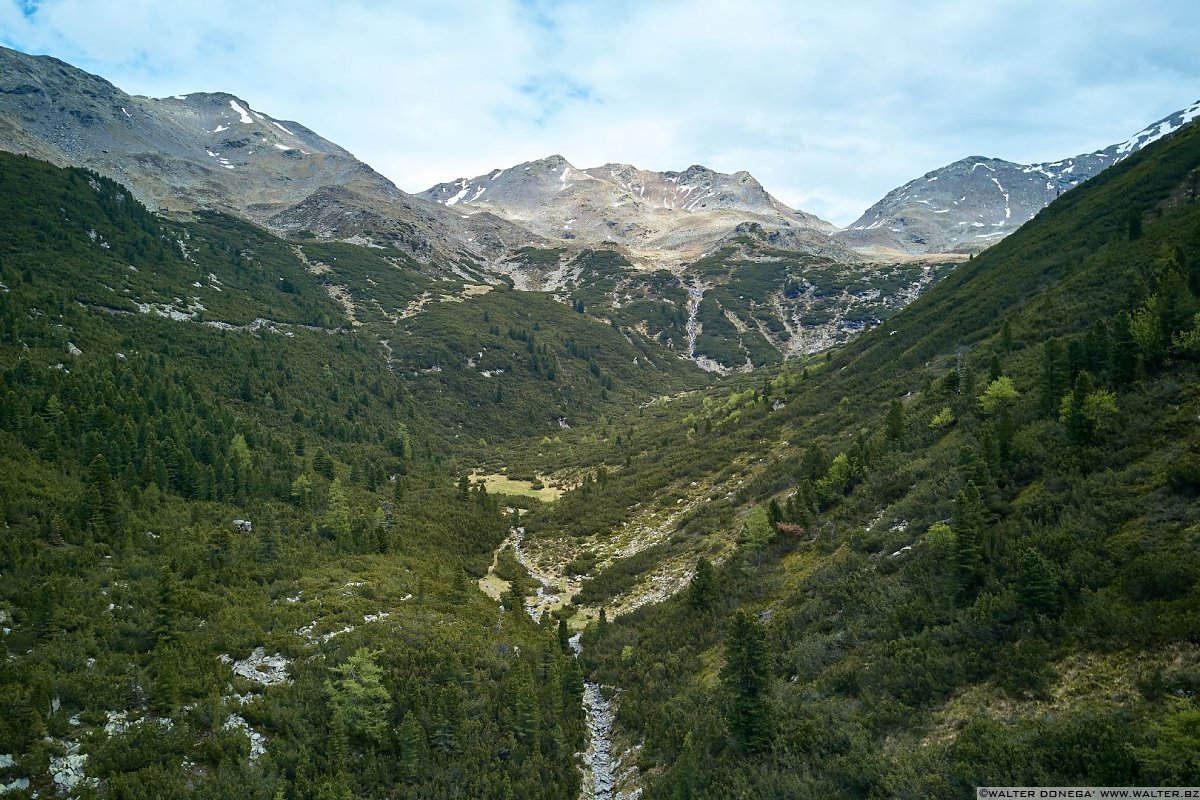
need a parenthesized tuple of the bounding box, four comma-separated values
(0, 151, 700, 799)
(535, 116, 1200, 796)
(2, 113, 1200, 800)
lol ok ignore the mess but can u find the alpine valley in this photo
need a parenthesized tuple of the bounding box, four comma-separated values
(1, 43, 1199, 800)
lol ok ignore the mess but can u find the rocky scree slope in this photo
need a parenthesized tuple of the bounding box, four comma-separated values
(836, 99, 1200, 256)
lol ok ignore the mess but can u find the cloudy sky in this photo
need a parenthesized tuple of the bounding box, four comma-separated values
(2, 0, 1198, 226)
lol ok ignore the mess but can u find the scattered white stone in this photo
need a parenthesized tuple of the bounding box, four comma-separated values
(66, 342, 82, 356)
(0, 754, 13, 768)
(0, 777, 29, 793)
(104, 710, 132, 736)
(223, 714, 267, 761)
(49, 740, 96, 793)
(220, 648, 291, 686)
(322, 625, 355, 643)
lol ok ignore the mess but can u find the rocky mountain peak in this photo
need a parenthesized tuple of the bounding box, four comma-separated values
(420, 157, 838, 267)
(836, 100, 1200, 256)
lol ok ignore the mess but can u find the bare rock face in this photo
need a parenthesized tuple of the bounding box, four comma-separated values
(420, 155, 839, 268)
(0, 45, 543, 266)
(0, 46, 383, 212)
(836, 100, 1200, 256)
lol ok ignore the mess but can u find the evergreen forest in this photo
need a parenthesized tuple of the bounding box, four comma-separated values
(1, 110, 1200, 799)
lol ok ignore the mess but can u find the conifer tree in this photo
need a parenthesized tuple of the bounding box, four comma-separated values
(952, 481, 985, 598)
(325, 477, 351, 540)
(671, 731, 701, 800)
(327, 648, 391, 748)
(1016, 548, 1059, 615)
(505, 659, 539, 747)
(885, 398, 906, 442)
(722, 610, 773, 753)
(396, 710, 424, 783)
(688, 557, 716, 613)
(557, 618, 570, 653)
(430, 687, 462, 756)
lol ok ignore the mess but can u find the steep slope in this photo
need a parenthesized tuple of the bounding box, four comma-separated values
(837, 99, 1200, 255)
(0, 46, 956, 369)
(496, 110, 1200, 798)
(420, 155, 842, 268)
(0, 45, 544, 269)
(421, 157, 931, 369)
(0, 150, 604, 799)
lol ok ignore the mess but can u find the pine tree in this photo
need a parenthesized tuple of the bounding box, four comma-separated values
(885, 398, 906, 442)
(557, 618, 571, 653)
(505, 659, 539, 747)
(327, 648, 392, 747)
(562, 654, 584, 709)
(1015, 548, 1058, 615)
(396, 710, 424, 783)
(722, 610, 773, 753)
(539, 629, 564, 717)
(430, 687, 462, 756)
(767, 497, 783, 527)
(325, 477, 351, 540)
(671, 731, 701, 800)
(952, 481, 985, 598)
(327, 706, 349, 774)
(688, 557, 716, 613)
(155, 566, 182, 646)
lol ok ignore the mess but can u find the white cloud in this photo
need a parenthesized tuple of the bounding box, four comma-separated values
(2, 0, 1198, 225)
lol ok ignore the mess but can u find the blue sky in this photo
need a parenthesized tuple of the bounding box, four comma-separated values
(2, 0, 1197, 226)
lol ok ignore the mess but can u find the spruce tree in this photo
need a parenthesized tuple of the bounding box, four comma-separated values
(396, 711, 424, 783)
(557, 618, 570, 653)
(671, 731, 701, 800)
(952, 481, 985, 598)
(688, 557, 716, 613)
(1016, 548, 1059, 615)
(327, 648, 392, 748)
(885, 398, 906, 442)
(722, 610, 773, 753)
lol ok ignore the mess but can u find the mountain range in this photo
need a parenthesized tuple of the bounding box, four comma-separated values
(3, 44, 1196, 270)
(1, 42, 1197, 372)
(2, 41, 1200, 800)
(836, 100, 1200, 255)
(419, 155, 841, 268)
